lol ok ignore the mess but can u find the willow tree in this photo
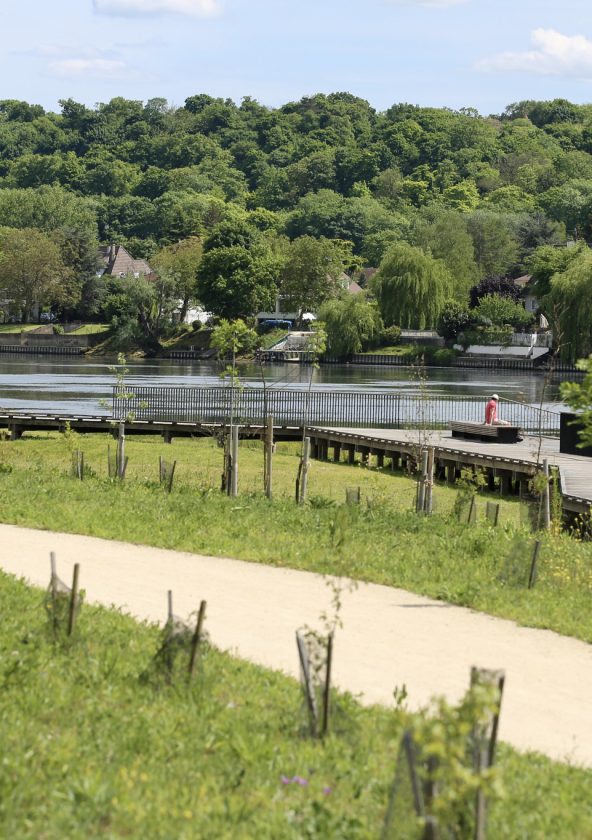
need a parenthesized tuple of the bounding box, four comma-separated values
(372, 243, 451, 329)
(547, 247, 592, 362)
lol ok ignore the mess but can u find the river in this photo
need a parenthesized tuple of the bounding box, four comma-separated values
(0, 356, 568, 415)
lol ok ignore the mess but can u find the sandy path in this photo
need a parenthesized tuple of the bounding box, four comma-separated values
(1, 523, 591, 767)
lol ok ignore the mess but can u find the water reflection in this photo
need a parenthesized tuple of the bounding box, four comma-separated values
(0, 355, 567, 415)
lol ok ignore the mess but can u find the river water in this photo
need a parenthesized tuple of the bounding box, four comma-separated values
(0, 356, 567, 415)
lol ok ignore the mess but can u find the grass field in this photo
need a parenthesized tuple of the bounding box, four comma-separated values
(0, 324, 39, 334)
(1, 571, 591, 839)
(0, 432, 591, 642)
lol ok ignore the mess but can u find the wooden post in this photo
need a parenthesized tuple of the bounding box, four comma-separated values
(542, 459, 551, 530)
(425, 446, 434, 514)
(298, 437, 311, 505)
(264, 415, 273, 499)
(188, 600, 207, 678)
(167, 589, 173, 622)
(117, 421, 125, 479)
(333, 442, 341, 463)
(296, 631, 318, 737)
(528, 540, 541, 589)
(230, 425, 239, 498)
(348, 445, 356, 464)
(376, 451, 385, 469)
(67, 563, 80, 636)
(321, 632, 333, 737)
(417, 449, 428, 514)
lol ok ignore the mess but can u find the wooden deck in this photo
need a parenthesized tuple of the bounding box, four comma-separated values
(307, 426, 592, 515)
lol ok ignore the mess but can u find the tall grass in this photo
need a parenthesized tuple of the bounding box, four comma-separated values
(1, 572, 591, 839)
(0, 433, 591, 641)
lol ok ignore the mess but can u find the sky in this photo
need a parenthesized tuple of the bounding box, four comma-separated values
(2, 0, 592, 115)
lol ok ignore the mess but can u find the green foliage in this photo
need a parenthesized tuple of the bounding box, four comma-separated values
(373, 243, 451, 329)
(210, 318, 258, 358)
(474, 294, 534, 330)
(560, 356, 592, 448)
(2, 571, 590, 838)
(318, 294, 382, 358)
(547, 247, 592, 361)
(280, 236, 356, 313)
(437, 299, 471, 344)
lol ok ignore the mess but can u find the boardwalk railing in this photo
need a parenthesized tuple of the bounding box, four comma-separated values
(113, 386, 561, 435)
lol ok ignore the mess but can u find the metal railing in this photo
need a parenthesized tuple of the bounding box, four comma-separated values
(113, 386, 562, 435)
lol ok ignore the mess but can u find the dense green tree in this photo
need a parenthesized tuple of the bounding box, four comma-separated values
(372, 243, 451, 329)
(546, 247, 592, 361)
(152, 236, 203, 321)
(318, 294, 382, 357)
(437, 299, 471, 344)
(413, 208, 477, 302)
(474, 294, 533, 330)
(280, 236, 355, 313)
(0, 227, 76, 321)
(466, 211, 519, 279)
(197, 246, 280, 319)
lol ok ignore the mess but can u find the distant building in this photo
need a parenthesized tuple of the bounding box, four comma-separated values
(513, 274, 539, 315)
(97, 244, 155, 280)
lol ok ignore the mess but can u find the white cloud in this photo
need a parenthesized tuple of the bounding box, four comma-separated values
(93, 0, 220, 17)
(477, 29, 592, 77)
(49, 58, 129, 79)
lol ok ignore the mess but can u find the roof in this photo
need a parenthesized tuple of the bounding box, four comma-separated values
(98, 244, 154, 279)
(513, 274, 532, 288)
(347, 280, 364, 295)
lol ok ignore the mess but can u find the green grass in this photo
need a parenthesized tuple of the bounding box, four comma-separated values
(0, 432, 591, 642)
(0, 324, 39, 334)
(68, 323, 109, 336)
(1, 571, 591, 839)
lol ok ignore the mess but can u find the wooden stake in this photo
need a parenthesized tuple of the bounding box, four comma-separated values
(67, 563, 80, 636)
(117, 422, 125, 480)
(528, 540, 541, 589)
(321, 632, 333, 737)
(188, 600, 207, 677)
(417, 449, 428, 514)
(296, 631, 318, 737)
(264, 414, 273, 499)
(230, 425, 239, 498)
(167, 589, 173, 622)
(425, 446, 434, 514)
(542, 459, 551, 530)
(298, 437, 311, 504)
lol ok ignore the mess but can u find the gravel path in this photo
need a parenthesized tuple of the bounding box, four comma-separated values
(2, 523, 591, 767)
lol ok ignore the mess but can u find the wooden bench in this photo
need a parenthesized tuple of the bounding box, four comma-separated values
(449, 421, 522, 444)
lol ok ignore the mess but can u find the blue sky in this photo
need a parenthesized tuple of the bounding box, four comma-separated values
(2, 0, 592, 115)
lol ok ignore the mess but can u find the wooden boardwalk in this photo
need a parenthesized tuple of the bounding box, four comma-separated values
(307, 427, 592, 515)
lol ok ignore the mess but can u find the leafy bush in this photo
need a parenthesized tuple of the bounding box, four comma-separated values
(191, 320, 203, 331)
(52, 324, 65, 335)
(474, 294, 534, 330)
(378, 325, 401, 347)
(437, 299, 471, 344)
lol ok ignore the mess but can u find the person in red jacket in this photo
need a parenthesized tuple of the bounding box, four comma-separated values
(484, 393, 509, 426)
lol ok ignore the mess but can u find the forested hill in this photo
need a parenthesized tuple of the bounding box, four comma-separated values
(2, 93, 592, 358)
(1, 93, 591, 264)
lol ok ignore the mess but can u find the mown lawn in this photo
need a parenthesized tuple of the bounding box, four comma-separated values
(0, 432, 591, 642)
(1, 572, 591, 839)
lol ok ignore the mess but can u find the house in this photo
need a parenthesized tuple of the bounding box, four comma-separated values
(513, 275, 539, 315)
(97, 244, 155, 281)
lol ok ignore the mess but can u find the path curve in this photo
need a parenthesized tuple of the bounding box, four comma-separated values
(1, 523, 591, 767)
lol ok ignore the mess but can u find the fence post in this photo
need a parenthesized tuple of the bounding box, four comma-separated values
(425, 446, 434, 514)
(67, 563, 80, 636)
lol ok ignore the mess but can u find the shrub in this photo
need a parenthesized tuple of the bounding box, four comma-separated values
(378, 325, 401, 347)
(191, 320, 203, 332)
(52, 324, 64, 335)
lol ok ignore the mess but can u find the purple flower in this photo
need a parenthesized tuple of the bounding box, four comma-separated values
(323, 786, 332, 795)
(295, 776, 309, 787)
(280, 775, 291, 785)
